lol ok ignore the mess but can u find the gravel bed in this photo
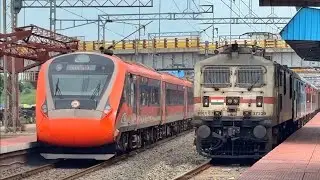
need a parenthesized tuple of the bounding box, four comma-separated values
(192, 165, 249, 180)
(23, 168, 82, 180)
(78, 131, 209, 180)
(0, 163, 35, 178)
(22, 160, 98, 180)
(0, 155, 51, 178)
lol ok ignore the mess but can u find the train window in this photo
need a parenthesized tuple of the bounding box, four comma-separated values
(165, 83, 184, 105)
(283, 72, 287, 95)
(202, 66, 230, 87)
(236, 66, 264, 88)
(140, 77, 160, 106)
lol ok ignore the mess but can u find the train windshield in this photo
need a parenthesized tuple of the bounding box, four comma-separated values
(51, 74, 108, 97)
(48, 53, 115, 109)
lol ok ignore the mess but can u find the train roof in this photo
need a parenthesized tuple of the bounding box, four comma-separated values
(110, 55, 191, 86)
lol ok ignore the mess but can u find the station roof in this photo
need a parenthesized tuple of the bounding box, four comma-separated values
(259, 0, 320, 6)
(280, 7, 320, 61)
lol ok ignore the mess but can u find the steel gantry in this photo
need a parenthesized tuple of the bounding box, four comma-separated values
(0, 25, 79, 132)
(1, 0, 155, 133)
(7, 0, 154, 32)
(55, 4, 291, 44)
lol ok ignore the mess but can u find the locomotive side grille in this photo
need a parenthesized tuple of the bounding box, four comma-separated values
(236, 67, 264, 88)
(203, 67, 230, 87)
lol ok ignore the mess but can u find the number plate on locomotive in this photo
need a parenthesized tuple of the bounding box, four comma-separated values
(252, 112, 266, 116)
(197, 110, 215, 116)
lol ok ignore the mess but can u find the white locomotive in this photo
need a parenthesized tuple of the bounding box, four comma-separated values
(192, 44, 320, 158)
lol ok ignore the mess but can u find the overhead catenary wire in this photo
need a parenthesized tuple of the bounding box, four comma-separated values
(238, 0, 281, 32)
(172, 0, 211, 39)
(219, 0, 259, 33)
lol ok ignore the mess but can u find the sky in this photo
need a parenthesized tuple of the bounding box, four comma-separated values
(1, 0, 300, 41)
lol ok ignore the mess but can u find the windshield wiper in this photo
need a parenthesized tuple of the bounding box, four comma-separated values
(54, 78, 63, 98)
(248, 76, 261, 91)
(90, 82, 101, 100)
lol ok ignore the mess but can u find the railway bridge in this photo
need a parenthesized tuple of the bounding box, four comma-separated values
(18, 37, 320, 85)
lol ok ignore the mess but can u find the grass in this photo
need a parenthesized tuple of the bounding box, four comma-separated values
(20, 89, 36, 105)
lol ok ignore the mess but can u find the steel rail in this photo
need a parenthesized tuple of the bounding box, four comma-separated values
(0, 148, 38, 167)
(173, 160, 212, 180)
(62, 129, 194, 180)
(0, 161, 59, 180)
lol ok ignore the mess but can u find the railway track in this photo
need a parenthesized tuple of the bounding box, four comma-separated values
(173, 160, 212, 180)
(0, 129, 193, 180)
(0, 162, 58, 180)
(0, 149, 38, 167)
(61, 129, 194, 180)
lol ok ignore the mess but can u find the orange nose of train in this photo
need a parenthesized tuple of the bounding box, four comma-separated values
(37, 118, 115, 147)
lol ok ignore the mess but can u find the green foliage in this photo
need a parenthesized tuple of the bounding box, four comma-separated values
(20, 81, 36, 104)
(20, 89, 36, 104)
(0, 80, 36, 104)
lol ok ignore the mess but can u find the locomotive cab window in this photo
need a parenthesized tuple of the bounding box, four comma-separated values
(236, 66, 265, 88)
(202, 66, 230, 88)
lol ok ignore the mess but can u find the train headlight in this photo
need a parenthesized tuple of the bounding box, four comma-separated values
(226, 97, 240, 105)
(104, 105, 112, 116)
(256, 96, 263, 107)
(233, 97, 240, 105)
(227, 98, 233, 105)
(41, 100, 48, 116)
(203, 96, 209, 107)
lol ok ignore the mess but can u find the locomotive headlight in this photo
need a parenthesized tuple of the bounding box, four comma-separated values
(227, 98, 233, 105)
(233, 98, 240, 105)
(203, 96, 209, 107)
(256, 96, 263, 107)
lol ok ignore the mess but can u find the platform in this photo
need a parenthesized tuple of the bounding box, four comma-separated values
(0, 135, 37, 154)
(0, 124, 36, 133)
(238, 113, 320, 180)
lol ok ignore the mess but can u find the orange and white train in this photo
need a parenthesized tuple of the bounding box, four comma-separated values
(36, 51, 193, 160)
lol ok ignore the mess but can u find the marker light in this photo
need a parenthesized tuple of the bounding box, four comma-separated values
(256, 96, 263, 107)
(203, 96, 209, 107)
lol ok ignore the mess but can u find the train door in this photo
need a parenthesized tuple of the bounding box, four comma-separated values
(136, 76, 141, 127)
(161, 82, 166, 124)
(129, 73, 138, 127)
